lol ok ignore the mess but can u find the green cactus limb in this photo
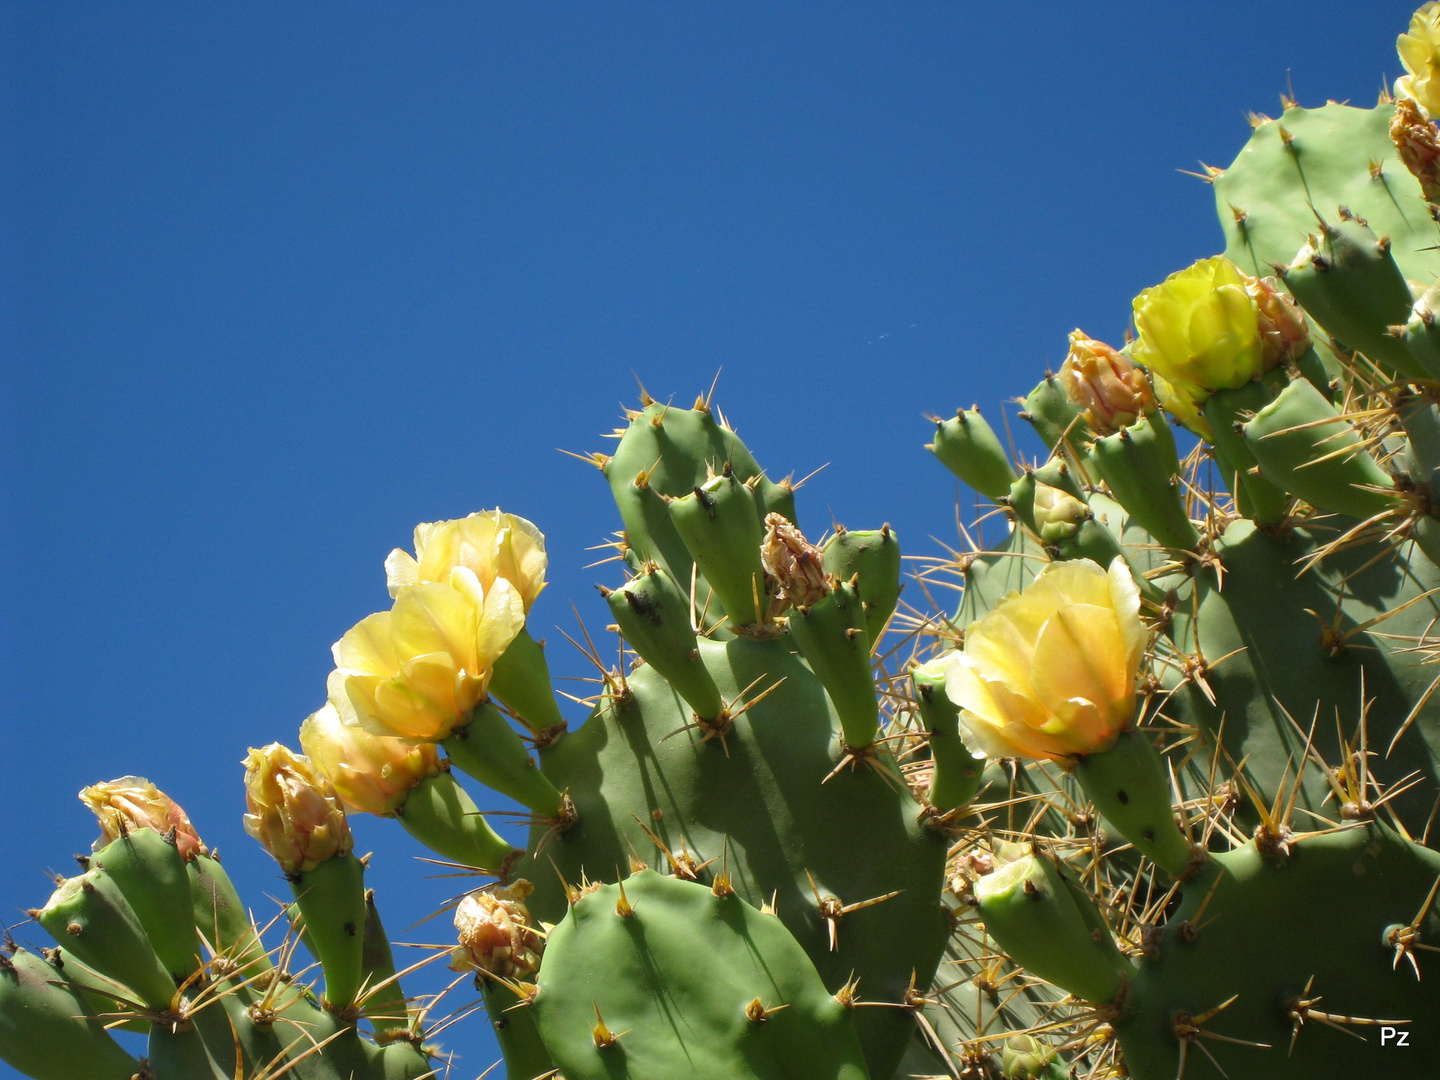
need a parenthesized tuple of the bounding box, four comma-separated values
(1020, 376, 1092, 453)
(0, 947, 138, 1080)
(290, 851, 367, 1011)
(1280, 214, 1427, 380)
(1203, 378, 1293, 527)
(1242, 375, 1397, 520)
(187, 852, 272, 980)
(488, 626, 566, 734)
(929, 407, 1019, 501)
(1165, 520, 1440, 836)
(1089, 414, 1200, 550)
(785, 583, 880, 751)
(35, 867, 177, 1012)
(443, 701, 565, 817)
(531, 870, 870, 1080)
(89, 827, 198, 981)
(1216, 102, 1440, 286)
(521, 634, 948, 1079)
(482, 981, 555, 1080)
(1397, 387, 1440, 492)
(820, 526, 902, 643)
(603, 564, 725, 720)
(1073, 728, 1195, 877)
(1400, 282, 1440, 380)
(911, 664, 985, 813)
(394, 768, 519, 873)
(360, 891, 411, 1042)
(669, 470, 770, 629)
(145, 1019, 233, 1080)
(39, 946, 149, 1034)
(1115, 822, 1440, 1080)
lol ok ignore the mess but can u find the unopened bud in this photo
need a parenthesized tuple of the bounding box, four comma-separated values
(450, 880, 541, 980)
(760, 513, 830, 609)
(242, 744, 352, 875)
(1057, 331, 1155, 434)
(1032, 483, 1089, 544)
(1243, 273, 1310, 368)
(79, 777, 207, 861)
(1392, 94, 1440, 200)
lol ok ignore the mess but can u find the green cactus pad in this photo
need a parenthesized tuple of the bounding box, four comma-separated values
(929, 407, 1018, 501)
(532, 870, 870, 1080)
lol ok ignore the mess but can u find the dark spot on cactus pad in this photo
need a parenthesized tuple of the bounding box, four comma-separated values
(1116, 789, 1130, 805)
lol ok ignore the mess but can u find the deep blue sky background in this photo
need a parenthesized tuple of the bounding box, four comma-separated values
(0, 3, 1413, 1076)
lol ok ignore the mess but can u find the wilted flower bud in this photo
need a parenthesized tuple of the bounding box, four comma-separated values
(449, 880, 541, 981)
(1392, 94, 1440, 200)
(760, 513, 830, 609)
(79, 776, 207, 861)
(300, 701, 441, 816)
(330, 570, 527, 742)
(1131, 256, 1264, 413)
(944, 558, 1146, 763)
(1398, 3, 1440, 116)
(242, 744, 352, 875)
(1245, 274, 1310, 367)
(1057, 331, 1155, 434)
(1032, 483, 1090, 544)
(385, 510, 548, 613)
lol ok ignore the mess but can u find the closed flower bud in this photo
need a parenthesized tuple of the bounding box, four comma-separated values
(1391, 94, 1440, 200)
(1245, 274, 1310, 367)
(760, 513, 830, 609)
(1398, 3, 1440, 116)
(1031, 483, 1090, 544)
(79, 776, 207, 861)
(945, 558, 1146, 763)
(385, 510, 547, 613)
(299, 701, 441, 816)
(450, 880, 541, 981)
(1057, 331, 1155, 434)
(242, 744, 352, 875)
(1131, 256, 1264, 412)
(330, 569, 527, 742)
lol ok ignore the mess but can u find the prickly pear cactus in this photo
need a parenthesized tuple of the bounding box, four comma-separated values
(9, 8, 1440, 1080)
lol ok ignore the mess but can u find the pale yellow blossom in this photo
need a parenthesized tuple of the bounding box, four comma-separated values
(242, 744, 352, 875)
(79, 776, 207, 861)
(330, 569, 526, 742)
(944, 558, 1145, 763)
(386, 510, 547, 612)
(1398, 3, 1440, 116)
(300, 701, 441, 816)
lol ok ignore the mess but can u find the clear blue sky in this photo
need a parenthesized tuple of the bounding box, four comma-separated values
(0, 3, 1410, 1075)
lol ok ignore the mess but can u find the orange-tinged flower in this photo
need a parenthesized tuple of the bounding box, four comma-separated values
(242, 744, 352, 875)
(1245, 274, 1310, 368)
(449, 880, 541, 980)
(300, 701, 441, 816)
(79, 776, 207, 861)
(1398, 3, 1440, 116)
(944, 558, 1146, 763)
(1057, 331, 1155, 434)
(330, 569, 527, 742)
(385, 510, 547, 613)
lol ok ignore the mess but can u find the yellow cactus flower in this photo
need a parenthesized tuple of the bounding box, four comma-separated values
(330, 569, 527, 742)
(1398, 3, 1440, 116)
(242, 744, 352, 875)
(449, 880, 542, 980)
(1057, 331, 1155, 434)
(1131, 256, 1264, 411)
(79, 776, 207, 861)
(385, 510, 547, 612)
(1148, 370, 1213, 440)
(300, 701, 441, 817)
(944, 558, 1146, 763)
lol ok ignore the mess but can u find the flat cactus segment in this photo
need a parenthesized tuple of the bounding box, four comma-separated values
(1215, 103, 1440, 285)
(928, 407, 1018, 501)
(522, 634, 948, 1079)
(1116, 823, 1440, 1079)
(531, 870, 870, 1080)
(1166, 520, 1440, 835)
